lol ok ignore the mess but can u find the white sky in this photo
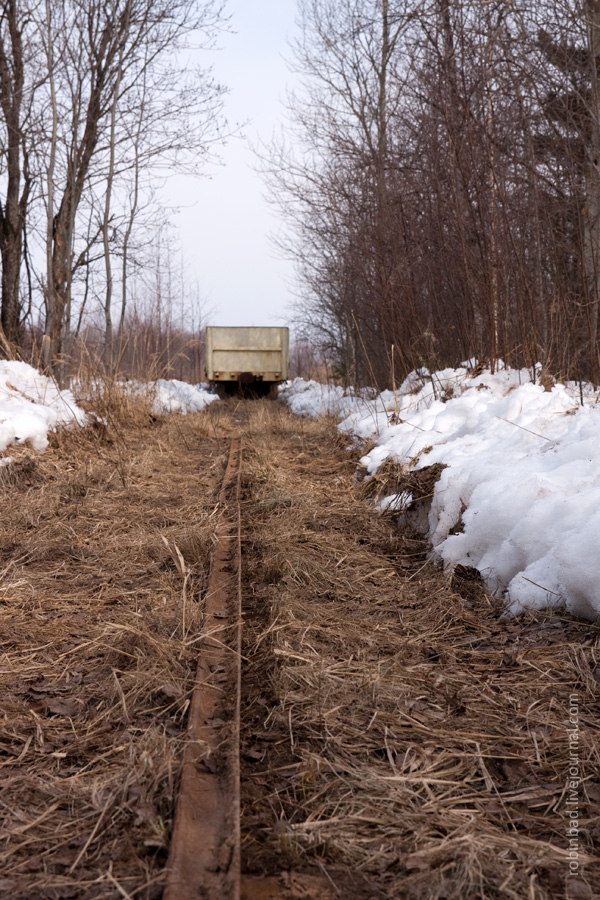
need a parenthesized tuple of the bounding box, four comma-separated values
(167, 0, 300, 329)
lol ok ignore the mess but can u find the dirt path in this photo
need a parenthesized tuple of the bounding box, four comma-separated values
(0, 399, 598, 899)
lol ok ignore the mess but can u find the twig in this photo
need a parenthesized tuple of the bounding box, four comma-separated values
(496, 416, 554, 443)
(69, 797, 111, 873)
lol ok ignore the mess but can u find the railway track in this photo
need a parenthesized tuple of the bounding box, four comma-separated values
(1, 403, 596, 899)
(165, 437, 243, 900)
(164, 434, 339, 900)
(154, 408, 600, 900)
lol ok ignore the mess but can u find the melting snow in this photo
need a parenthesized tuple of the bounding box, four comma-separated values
(281, 367, 600, 620)
(127, 379, 218, 415)
(0, 363, 218, 457)
(278, 377, 377, 419)
(0, 361, 87, 453)
(4, 358, 600, 620)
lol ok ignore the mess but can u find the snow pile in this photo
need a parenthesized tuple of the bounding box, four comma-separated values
(281, 368, 484, 434)
(131, 379, 218, 415)
(0, 360, 87, 454)
(278, 377, 377, 418)
(0, 364, 217, 459)
(283, 366, 600, 620)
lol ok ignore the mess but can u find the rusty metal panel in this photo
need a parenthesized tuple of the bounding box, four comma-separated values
(206, 327, 289, 382)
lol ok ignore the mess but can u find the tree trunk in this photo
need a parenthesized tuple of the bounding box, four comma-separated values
(584, 0, 600, 383)
(0, 0, 27, 352)
(42, 0, 58, 373)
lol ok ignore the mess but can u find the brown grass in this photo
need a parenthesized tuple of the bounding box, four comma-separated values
(238, 404, 600, 900)
(1, 397, 599, 900)
(0, 405, 228, 899)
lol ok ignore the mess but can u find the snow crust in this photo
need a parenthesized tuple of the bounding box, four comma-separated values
(281, 367, 600, 620)
(278, 377, 376, 419)
(0, 360, 87, 453)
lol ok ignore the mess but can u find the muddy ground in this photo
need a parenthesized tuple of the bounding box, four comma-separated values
(0, 398, 598, 899)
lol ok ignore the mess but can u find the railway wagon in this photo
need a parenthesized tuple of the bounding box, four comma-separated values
(205, 326, 289, 397)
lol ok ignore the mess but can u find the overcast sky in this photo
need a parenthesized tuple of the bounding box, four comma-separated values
(167, 0, 300, 330)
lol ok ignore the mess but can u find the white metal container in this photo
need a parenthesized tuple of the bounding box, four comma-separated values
(205, 326, 289, 394)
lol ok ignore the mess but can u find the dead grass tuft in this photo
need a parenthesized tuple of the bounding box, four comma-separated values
(72, 372, 157, 433)
(3, 396, 599, 899)
(361, 456, 446, 508)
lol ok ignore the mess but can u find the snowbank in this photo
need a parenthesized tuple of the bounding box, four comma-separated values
(0, 364, 218, 459)
(282, 368, 600, 620)
(0, 360, 87, 454)
(128, 379, 218, 415)
(278, 377, 377, 419)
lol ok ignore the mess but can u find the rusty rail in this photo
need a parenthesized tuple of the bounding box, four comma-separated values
(165, 437, 243, 900)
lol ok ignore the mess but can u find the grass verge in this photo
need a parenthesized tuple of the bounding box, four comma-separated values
(239, 403, 600, 900)
(0, 407, 227, 899)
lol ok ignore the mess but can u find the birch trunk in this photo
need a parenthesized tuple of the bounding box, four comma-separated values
(42, 0, 58, 373)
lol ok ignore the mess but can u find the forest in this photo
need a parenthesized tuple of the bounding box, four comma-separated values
(1, 0, 599, 391)
(0, 0, 225, 383)
(268, 0, 600, 388)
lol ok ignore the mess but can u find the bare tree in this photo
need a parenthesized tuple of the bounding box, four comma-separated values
(266, 0, 600, 386)
(30, 0, 226, 379)
(265, 0, 419, 385)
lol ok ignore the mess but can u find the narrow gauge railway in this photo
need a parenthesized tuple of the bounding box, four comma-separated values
(0, 400, 597, 900)
(164, 438, 242, 900)
(162, 410, 600, 900)
(164, 436, 338, 900)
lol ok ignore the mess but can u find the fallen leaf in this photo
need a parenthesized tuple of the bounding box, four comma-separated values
(46, 697, 81, 717)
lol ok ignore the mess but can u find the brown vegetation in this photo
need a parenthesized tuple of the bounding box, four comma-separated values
(0, 397, 228, 898)
(0, 0, 226, 378)
(268, 0, 600, 387)
(0, 399, 598, 899)
(238, 403, 600, 899)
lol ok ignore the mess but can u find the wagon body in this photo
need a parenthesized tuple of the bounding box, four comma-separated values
(205, 326, 289, 396)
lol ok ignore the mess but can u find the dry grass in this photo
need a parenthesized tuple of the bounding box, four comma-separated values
(239, 404, 600, 900)
(1, 396, 599, 899)
(0, 406, 228, 899)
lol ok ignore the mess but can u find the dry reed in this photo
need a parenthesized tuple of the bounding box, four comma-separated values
(1, 395, 598, 900)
